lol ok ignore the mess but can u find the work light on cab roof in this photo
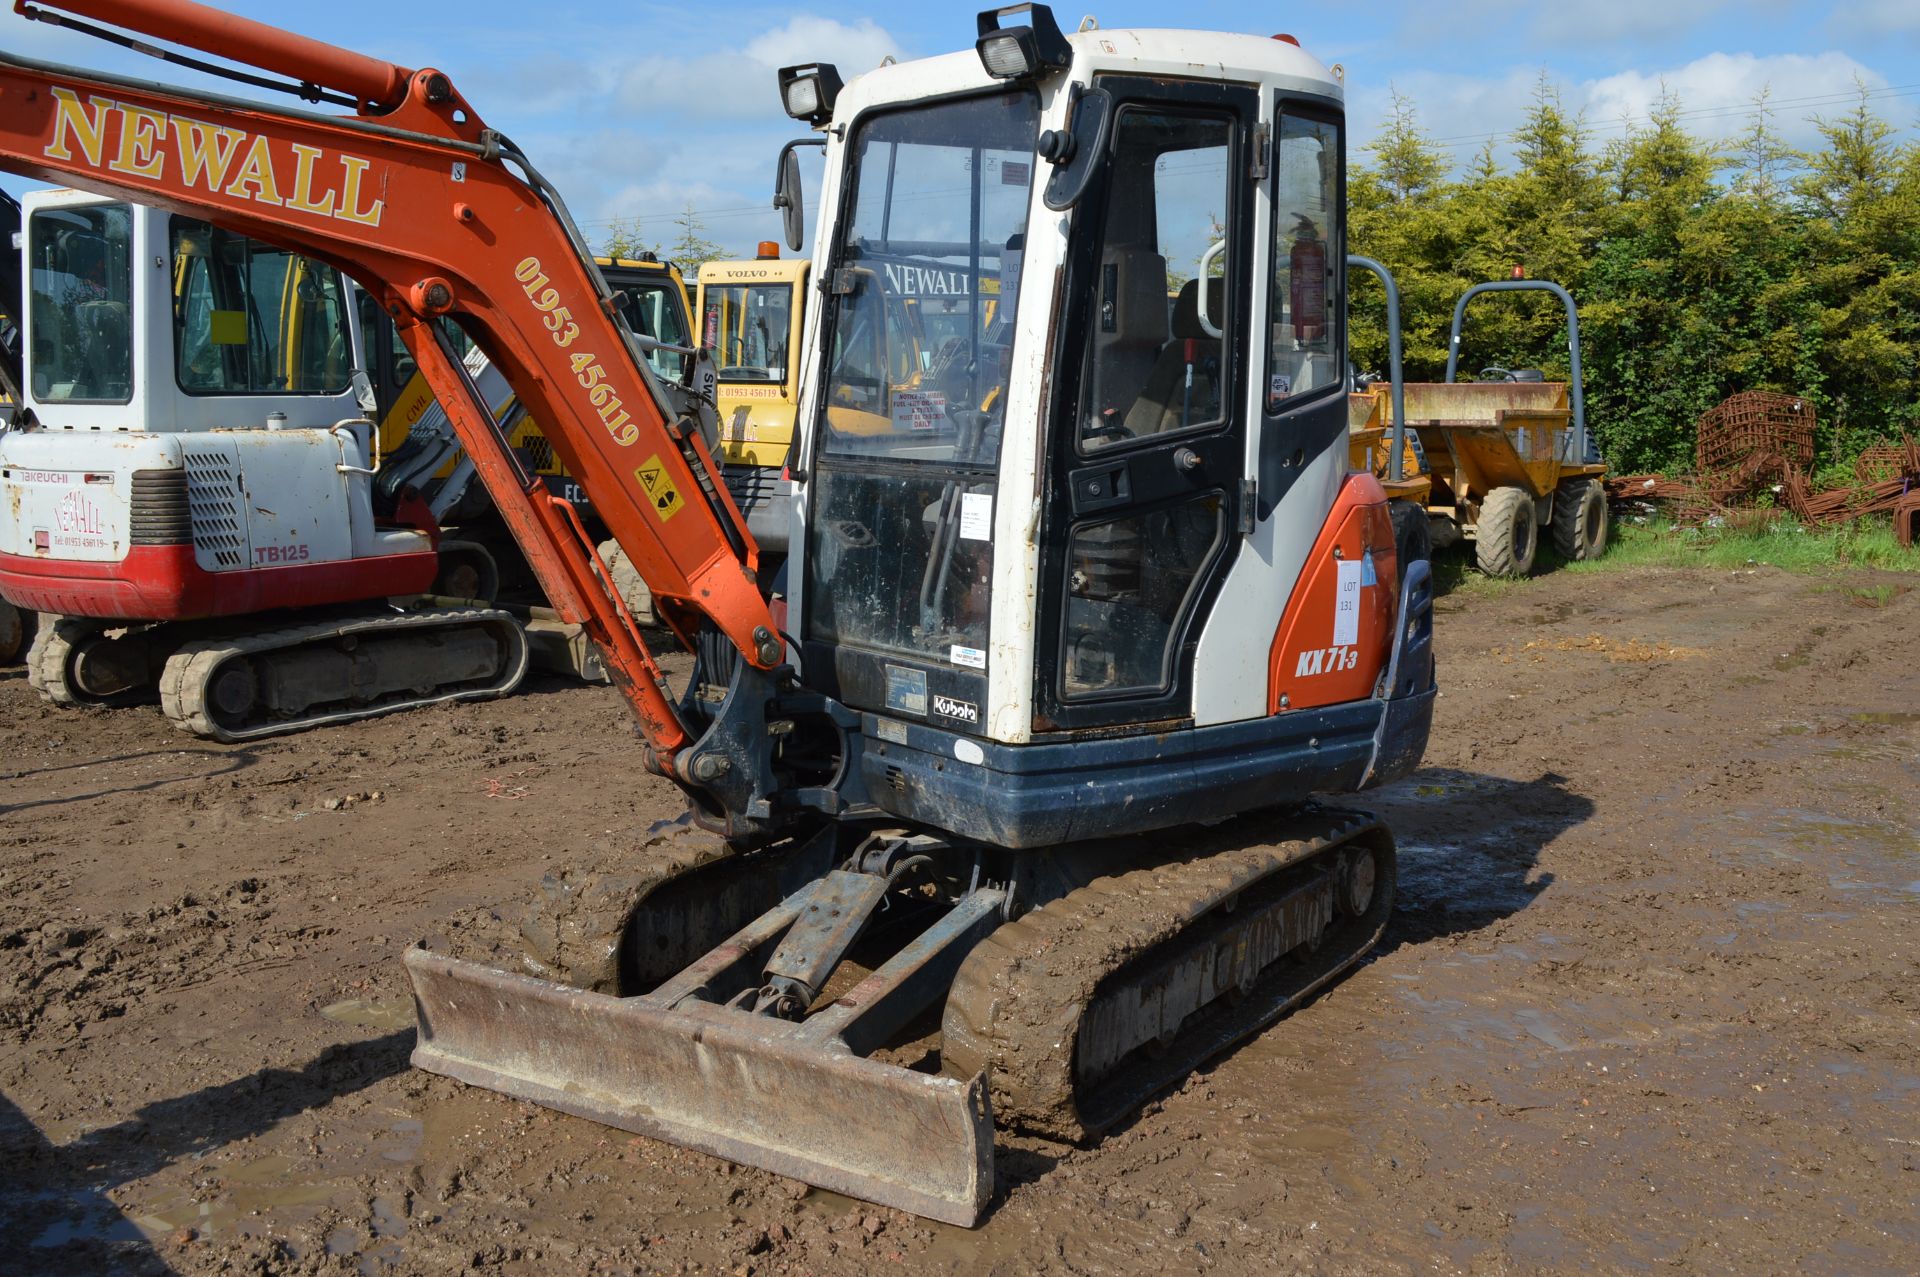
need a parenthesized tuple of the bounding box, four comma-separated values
(777, 62, 842, 126)
(976, 3, 1073, 80)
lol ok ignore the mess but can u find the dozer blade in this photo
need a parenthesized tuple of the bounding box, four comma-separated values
(405, 948, 994, 1226)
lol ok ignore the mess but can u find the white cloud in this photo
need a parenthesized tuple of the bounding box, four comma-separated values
(1583, 52, 1886, 149)
(438, 12, 902, 258)
(1827, 0, 1920, 40)
(616, 15, 901, 120)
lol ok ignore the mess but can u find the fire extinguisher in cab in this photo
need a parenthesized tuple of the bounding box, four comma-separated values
(1289, 215, 1326, 342)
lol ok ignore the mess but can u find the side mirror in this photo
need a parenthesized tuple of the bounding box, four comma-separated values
(773, 139, 822, 254)
(1042, 85, 1112, 211)
(774, 149, 803, 252)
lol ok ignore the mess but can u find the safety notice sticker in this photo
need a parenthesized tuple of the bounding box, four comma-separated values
(959, 492, 993, 541)
(633, 454, 684, 523)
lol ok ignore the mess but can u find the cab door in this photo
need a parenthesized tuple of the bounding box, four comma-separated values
(1035, 76, 1260, 731)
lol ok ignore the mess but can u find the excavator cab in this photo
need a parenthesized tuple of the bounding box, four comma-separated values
(786, 24, 1378, 839)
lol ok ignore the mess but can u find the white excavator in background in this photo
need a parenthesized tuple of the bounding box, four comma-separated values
(2, 191, 711, 733)
(3, 189, 528, 738)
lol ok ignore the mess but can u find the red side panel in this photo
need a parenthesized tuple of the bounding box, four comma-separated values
(0, 545, 440, 620)
(1266, 473, 1398, 712)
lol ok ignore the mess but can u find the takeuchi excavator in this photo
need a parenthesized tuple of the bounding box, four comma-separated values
(3, 187, 535, 737)
(0, 0, 1436, 1225)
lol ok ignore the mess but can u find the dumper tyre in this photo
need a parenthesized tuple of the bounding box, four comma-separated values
(1388, 500, 1430, 582)
(1551, 478, 1608, 562)
(1475, 487, 1536, 578)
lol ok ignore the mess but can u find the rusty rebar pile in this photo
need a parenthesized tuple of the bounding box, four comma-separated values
(1695, 391, 1816, 474)
(1604, 391, 1919, 536)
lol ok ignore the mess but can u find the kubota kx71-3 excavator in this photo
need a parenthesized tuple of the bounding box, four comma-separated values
(0, 0, 1435, 1225)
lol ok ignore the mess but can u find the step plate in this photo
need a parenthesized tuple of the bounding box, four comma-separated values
(404, 948, 993, 1226)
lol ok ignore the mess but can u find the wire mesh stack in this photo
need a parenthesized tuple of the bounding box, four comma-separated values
(1606, 391, 1919, 534)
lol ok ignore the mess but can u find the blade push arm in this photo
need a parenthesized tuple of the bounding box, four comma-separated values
(0, 2, 785, 774)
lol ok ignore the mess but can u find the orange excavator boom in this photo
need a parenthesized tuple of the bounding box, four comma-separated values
(0, 0, 784, 810)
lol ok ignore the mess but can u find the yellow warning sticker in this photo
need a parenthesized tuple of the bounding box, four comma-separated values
(209, 309, 247, 345)
(634, 454, 684, 523)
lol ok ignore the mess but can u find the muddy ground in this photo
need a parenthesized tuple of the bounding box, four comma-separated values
(1, 563, 1916, 1276)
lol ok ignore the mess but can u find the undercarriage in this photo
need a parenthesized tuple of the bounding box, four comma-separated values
(408, 805, 1395, 1224)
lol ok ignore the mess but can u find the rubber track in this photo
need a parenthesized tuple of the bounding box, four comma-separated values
(514, 817, 741, 994)
(25, 615, 149, 708)
(158, 607, 528, 743)
(942, 806, 1390, 1142)
(25, 615, 81, 707)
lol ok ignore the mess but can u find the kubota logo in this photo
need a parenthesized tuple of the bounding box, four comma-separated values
(932, 693, 978, 724)
(42, 87, 385, 228)
(1294, 646, 1360, 678)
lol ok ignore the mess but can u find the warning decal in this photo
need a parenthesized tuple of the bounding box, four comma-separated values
(634, 454, 685, 523)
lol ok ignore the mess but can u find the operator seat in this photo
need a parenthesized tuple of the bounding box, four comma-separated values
(1083, 246, 1168, 443)
(1124, 276, 1225, 437)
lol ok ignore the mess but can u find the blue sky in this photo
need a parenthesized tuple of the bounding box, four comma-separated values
(4, 1, 1917, 261)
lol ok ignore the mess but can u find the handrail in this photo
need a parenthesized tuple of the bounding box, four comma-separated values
(1444, 279, 1590, 464)
(1346, 255, 1405, 482)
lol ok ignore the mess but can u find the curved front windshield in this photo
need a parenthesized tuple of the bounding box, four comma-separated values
(704, 283, 793, 384)
(815, 91, 1038, 466)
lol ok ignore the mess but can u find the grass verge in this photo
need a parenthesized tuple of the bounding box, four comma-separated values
(1565, 515, 1920, 574)
(1431, 514, 1920, 596)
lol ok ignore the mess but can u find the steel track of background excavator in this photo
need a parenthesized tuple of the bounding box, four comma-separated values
(942, 806, 1396, 1142)
(157, 607, 530, 742)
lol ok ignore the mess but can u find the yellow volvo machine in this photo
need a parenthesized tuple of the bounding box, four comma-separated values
(697, 246, 808, 555)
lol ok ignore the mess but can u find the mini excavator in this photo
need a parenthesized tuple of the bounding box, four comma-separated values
(0, 0, 1435, 1224)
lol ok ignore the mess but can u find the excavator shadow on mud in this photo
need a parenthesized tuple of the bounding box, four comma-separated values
(1, 1, 1437, 1226)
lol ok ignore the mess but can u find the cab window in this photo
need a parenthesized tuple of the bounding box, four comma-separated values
(623, 281, 692, 382)
(171, 217, 350, 395)
(1076, 108, 1235, 453)
(1267, 114, 1341, 408)
(704, 284, 792, 383)
(27, 202, 134, 403)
